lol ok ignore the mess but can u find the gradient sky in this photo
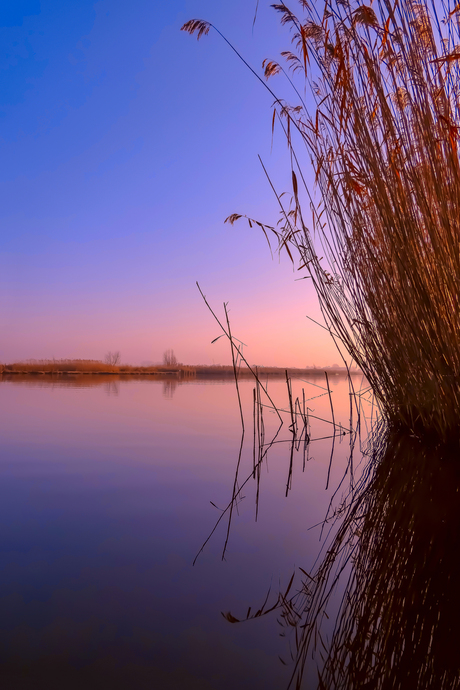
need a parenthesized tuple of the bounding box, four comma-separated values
(0, 0, 342, 367)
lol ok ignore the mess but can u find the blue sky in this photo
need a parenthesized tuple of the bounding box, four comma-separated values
(0, 0, 340, 367)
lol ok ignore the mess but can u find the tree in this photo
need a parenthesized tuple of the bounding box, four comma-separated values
(163, 349, 177, 366)
(104, 351, 120, 366)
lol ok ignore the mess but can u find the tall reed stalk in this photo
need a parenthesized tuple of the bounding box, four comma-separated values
(183, 0, 460, 441)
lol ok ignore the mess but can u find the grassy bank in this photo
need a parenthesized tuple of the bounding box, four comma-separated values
(2, 359, 140, 374)
(0, 359, 190, 375)
(0, 359, 357, 378)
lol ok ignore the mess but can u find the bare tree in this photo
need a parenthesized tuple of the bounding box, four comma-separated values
(163, 349, 177, 366)
(104, 351, 120, 366)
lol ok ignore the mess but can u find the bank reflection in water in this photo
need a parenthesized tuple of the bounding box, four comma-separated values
(284, 433, 460, 689)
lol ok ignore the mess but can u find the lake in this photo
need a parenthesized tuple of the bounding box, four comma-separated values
(0, 373, 369, 689)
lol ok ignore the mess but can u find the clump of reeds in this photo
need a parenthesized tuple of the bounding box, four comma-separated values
(183, 1, 460, 441)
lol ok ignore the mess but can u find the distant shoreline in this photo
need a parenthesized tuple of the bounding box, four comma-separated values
(0, 362, 362, 379)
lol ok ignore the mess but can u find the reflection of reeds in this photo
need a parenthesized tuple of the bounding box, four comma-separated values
(285, 434, 460, 690)
(183, 1, 460, 440)
(220, 424, 460, 688)
(193, 333, 358, 564)
(207, 341, 457, 688)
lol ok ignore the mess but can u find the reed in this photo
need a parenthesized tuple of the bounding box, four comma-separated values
(183, 0, 460, 441)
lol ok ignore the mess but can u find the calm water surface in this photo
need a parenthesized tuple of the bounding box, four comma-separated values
(0, 374, 364, 689)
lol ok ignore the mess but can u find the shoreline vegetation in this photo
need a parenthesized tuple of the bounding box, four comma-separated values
(0, 359, 359, 379)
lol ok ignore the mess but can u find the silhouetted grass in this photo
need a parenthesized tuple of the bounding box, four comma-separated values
(183, 1, 460, 441)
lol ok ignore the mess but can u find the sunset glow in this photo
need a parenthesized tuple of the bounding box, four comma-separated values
(0, 1, 339, 367)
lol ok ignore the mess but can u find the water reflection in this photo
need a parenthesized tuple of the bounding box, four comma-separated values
(163, 378, 178, 399)
(4, 373, 439, 688)
(281, 432, 460, 689)
(105, 380, 119, 397)
(4, 376, 347, 689)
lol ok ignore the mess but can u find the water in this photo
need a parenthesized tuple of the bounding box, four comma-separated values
(0, 373, 364, 689)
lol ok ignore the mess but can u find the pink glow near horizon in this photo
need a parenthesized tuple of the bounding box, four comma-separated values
(1, 274, 341, 368)
(0, 1, 345, 368)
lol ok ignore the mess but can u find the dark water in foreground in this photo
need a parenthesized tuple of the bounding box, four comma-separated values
(0, 374, 362, 689)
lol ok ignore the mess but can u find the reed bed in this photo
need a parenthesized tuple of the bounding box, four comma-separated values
(1, 359, 336, 378)
(4, 359, 121, 373)
(2, 359, 181, 375)
(183, 0, 460, 441)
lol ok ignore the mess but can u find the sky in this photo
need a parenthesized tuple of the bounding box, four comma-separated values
(0, 0, 342, 367)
